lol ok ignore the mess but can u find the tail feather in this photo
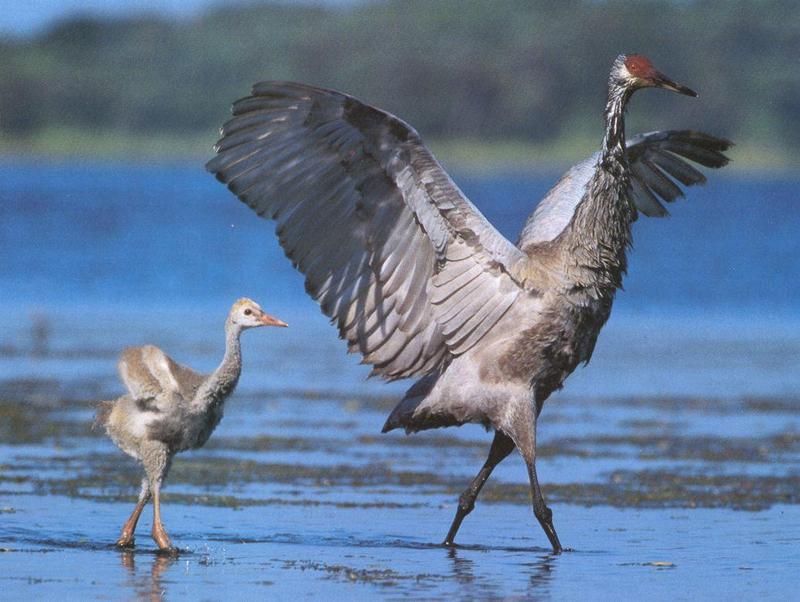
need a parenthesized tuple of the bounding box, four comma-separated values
(382, 371, 439, 433)
(93, 400, 114, 432)
(382, 395, 424, 433)
(382, 395, 477, 434)
(381, 370, 471, 434)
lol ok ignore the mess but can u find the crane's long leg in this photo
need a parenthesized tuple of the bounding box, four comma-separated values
(525, 458, 562, 554)
(444, 430, 516, 546)
(516, 408, 562, 554)
(509, 397, 562, 554)
(142, 441, 174, 551)
(116, 477, 151, 547)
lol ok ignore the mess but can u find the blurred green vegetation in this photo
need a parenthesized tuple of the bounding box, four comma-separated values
(0, 0, 797, 169)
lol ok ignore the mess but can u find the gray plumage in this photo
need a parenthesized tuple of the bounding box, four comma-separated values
(98, 298, 287, 551)
(206, 53, 731, 552)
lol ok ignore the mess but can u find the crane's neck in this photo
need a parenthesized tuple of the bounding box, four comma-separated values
(192, 319, 242, 412)
(561, 82, 636, 300)
(601, 84, 632, 168)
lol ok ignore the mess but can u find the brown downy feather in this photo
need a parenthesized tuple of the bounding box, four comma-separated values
(93, 400, 114, 431)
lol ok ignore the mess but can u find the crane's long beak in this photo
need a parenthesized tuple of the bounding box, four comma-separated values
(260, 312, 288, 327)
(652, 72, 697, 97)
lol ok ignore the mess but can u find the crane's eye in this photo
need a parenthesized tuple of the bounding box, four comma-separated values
(244, 308, 252, 316)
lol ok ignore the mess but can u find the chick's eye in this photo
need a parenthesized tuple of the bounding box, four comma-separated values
(244, 309, 252, 316)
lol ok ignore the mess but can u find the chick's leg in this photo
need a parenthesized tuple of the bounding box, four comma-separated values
(116, 477, 151, 547)
(141, 441, 174, 551)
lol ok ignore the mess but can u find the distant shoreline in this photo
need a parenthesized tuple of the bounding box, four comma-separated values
(1, 127, 795, 175)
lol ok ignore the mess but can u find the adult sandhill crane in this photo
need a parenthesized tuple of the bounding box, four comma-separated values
(97, 298, 287, 551)
(206, 54, 731, 553)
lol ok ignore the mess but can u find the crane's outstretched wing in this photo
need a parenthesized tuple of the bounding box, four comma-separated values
(207, 82, 529, 380)
(626, 130, 732, 217)
(118, 345, 204, 403)
(518, 130, 732, 246)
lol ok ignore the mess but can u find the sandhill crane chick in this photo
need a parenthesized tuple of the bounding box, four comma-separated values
(98, 298, 287, 552)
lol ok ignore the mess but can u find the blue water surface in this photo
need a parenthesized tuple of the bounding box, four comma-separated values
(1, 160, 799, 600)
(1, 160, 798, 397)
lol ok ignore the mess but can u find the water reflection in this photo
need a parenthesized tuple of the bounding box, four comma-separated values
(446, 546, 476, 582)
(120, 551, 176, 601)
(445, 545, 556, 598)
(524, 554, 557, 593)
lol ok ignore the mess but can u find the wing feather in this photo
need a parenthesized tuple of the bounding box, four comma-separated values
(633, 158, 683, 202)
(519, 130, 732, 246)
(208, 81, 529, 379)
(117, 345, 204, 403)
(647, 150, 706, 186)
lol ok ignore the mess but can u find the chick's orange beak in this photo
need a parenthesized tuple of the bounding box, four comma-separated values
(260, 312, 288, 327)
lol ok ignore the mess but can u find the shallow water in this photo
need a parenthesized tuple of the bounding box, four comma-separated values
(1, 363, 799, 599)
(1, 163, 799, 598)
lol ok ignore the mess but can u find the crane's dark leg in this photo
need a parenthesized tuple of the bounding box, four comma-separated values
(443, 430, 516, 546)
(116, 477, 151, 547)
(142, 441, 174, 552)
(525, 458, 562, 554)
(508, 397, 562, 554)
(515, 410, 562, 554)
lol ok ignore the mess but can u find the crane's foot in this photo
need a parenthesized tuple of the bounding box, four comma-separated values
(533, 501, 563, 554)
(151, 524, 175, 553)
(442, 499, 472, 547)
(116, 528, 136, 548)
